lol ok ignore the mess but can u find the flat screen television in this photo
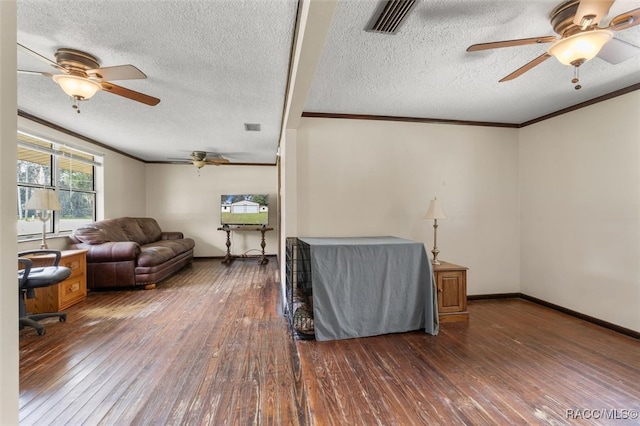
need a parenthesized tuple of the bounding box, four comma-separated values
(220, 194, 269, 226)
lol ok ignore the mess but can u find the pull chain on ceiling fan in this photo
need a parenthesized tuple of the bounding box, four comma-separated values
(466, 0, 640, 88)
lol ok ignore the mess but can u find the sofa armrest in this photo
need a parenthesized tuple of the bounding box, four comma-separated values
(161, 231, 184, 240)
(74, 241, 141, 262)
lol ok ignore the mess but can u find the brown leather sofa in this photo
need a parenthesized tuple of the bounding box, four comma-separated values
(69, 217, 195, 290)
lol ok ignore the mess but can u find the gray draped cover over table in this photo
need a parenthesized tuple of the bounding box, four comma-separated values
(297, 236, 439, 341)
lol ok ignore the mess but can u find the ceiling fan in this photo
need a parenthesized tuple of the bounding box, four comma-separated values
(17, 43, 160, 113)
(466, 0, 640, 88)
(170, 151, 231, 169)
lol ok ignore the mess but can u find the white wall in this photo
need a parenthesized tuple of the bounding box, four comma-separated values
(102, 154, 146, 219)
(520, 92, 640, 331)
(145, 164, 278, 257)
(295, 117, 521, 295)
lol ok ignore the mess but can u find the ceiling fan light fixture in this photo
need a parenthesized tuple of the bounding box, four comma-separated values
(192, 160, 207, 169)
(52, 74, 101, 100)
(548, 30, 613, 65)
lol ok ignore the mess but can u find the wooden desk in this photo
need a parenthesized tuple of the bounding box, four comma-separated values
(23, 249, 88, 313)
(433, 261, 469, 323)
(217, 226, 273, 265)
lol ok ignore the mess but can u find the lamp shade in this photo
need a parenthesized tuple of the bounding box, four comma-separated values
(24, 189, 62, 211)
(52, 74, 101, 99)
(424, 198, 446, 220)
(547, 30, 613, 65)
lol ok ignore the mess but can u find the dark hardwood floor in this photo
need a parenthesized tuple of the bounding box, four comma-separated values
(20, 259, 640, 425)
(298, 301, 640, 425)
(20, 258, 305, 425)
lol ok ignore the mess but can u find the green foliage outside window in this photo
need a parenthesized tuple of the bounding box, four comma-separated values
(17, 134, 97, 236)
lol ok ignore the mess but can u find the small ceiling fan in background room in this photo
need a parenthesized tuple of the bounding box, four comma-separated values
(467, 0, 640, 89)
(17, 43, 160, 112)
(169, 151, 230, 175)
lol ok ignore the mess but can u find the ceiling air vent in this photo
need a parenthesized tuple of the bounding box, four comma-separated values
(244, 123, 261, 131)
(367, 0, 417, 34)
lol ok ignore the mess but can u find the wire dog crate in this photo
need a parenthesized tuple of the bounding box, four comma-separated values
(285, 237, 314, 340)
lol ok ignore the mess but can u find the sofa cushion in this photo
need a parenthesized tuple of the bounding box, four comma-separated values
(142, 239, 195, 256)
(73, 226, 110, 245)
(136, 218, 163, 243)
(117, 217, 149, 245)
(97, 219, 131, 242)
(138, 245, 177, 267)
(165, 239, 196, 255)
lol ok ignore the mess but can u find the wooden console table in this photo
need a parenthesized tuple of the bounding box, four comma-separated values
(23, 249, 89, 313)
(217, 226, 273, 265)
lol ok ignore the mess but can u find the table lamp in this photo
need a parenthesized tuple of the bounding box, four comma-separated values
(24, 189, 62, 249)
(424, 198, 446, 265)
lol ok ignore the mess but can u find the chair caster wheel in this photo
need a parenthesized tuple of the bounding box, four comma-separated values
(37, 329, 46, 336)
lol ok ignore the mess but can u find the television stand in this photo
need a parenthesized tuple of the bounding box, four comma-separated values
(217, 226, 274, 265)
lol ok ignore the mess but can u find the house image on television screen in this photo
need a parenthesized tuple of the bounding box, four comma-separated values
(220, 194, 269, 226)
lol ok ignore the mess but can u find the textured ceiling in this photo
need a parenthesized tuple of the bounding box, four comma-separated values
(305, 0, 640, 124)
(17, 0, 298, 163)
(16, 0, 640, 164)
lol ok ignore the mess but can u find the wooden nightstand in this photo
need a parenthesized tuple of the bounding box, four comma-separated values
(433, 261, 469, 323)
(23, 249, 88, 313)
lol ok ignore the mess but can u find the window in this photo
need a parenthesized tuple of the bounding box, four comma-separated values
(17, 132, 99, 239)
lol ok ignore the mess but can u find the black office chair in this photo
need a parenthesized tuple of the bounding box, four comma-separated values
(18, 249, 72, 336)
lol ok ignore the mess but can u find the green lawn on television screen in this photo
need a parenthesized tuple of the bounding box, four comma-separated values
(221, 211, 268, 225)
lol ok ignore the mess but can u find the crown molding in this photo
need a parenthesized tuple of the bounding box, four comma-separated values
(302, 83, 640, 129)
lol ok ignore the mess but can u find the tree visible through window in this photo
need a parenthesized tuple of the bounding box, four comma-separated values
(17, 133, 97, 237)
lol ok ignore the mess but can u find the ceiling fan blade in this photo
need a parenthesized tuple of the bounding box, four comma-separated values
(169, 152, 230, 165)
(206, 153, 230, 164)
(573, 0, 614, 27)
(17, 43, 67, 73)
(467, 36, 556, 52)
(607, 7, 640, 31)
(207, 158, 230, 165)
(499, 53, 552, 82)
(18, 70, 54, 77)
(597, 37, 640, 64)
(207, 160, 229, 166)
(87, 64, 147, 81)
(99, 82, 160, 106)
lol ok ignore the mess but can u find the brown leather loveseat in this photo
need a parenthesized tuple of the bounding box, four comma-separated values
(69, 217, 195, 290)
